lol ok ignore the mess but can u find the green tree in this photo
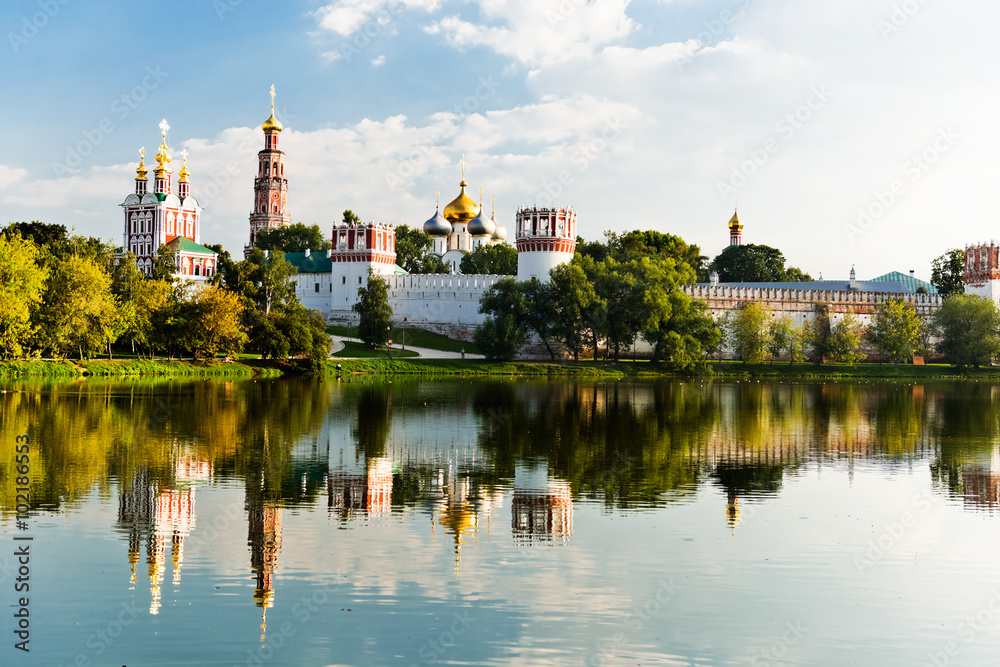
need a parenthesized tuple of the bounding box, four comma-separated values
(866, 298, 925, 367)
(725, 302, 771, 365)
(550, 263, 602, 361)
(606, 230, 706, 281)
(575, 236, 608, 263)
(709, 244, 811, 282)
(650, 290, 720, 368)
(808, 303, 833, 364)
(931, 249, 966, 297)
(933, 294, 1000, 369)
(38, 254, 119, 359)
(352, 270, 393, 349)
(0, 233, 49, 358)
(520, 279, 559, 361)
(255, 222, 331, 253)
(460, 243, 518, 275)
(128, 279, 173, 358)
(767, 315, 796, 363)
(1, 221, 68, 249)
(393, 225, 444, 274)
(252, 302, 331, 371)
(474, 278, 527, 361)
(829, 311, 864, 364)
(151, 243, 177, 282)
(244, 248, 298, 314)
(342, 209, 363, 227)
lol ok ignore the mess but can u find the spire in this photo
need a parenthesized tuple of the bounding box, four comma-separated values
(728, 204, 743, 247)
(460, 154, 467, 183)
(436, 187, 440, 210)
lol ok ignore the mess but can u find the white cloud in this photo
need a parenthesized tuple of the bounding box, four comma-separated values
(313, 0, 441, 37)
(426, 0, 637, 66)
(371, 54, 386, 66)
(0, 165, 27, 190)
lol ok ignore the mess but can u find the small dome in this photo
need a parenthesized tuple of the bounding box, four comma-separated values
(423, 209, 452, 237)
(493, 219, 507, 241)
(443, 181, 480, 224)
(262, 111, 283, 133)
(468, 207, 496, 237)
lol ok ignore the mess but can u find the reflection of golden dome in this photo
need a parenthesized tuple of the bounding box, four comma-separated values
(443, 181, 480, 224)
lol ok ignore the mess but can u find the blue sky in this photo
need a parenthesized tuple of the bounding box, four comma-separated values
(1, 0, 995, 279)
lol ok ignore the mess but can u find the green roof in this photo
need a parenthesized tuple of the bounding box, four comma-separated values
(283, 251, 332, 274)
(869, 271, 938, 294)
(167, 237, 217, 255)
(393, 264, 409, 275)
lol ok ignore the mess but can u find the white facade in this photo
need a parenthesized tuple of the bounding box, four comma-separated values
(515, 207, 577, 282)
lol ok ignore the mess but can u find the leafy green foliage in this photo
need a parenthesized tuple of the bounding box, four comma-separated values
(255, 222, 331, 253)
(931, 249, 966, 297)
(519, 279, 558, 360)
(709, 244, 812, 283)
(460, 243, 518, 275)
(352, 270, 393, 349)
(2, 221, 68, 249)
(724, 302, 771, 364)
(933, 293, 1000, 369)
(866, 298, 926, 367)
(243, 248, 298, 314)
(393, 225, 449, 274)
(152, 243, 177, 282)
(829, 311, 865, 364)
(550, 262, 602, 361)
(186, 284, 248, 359)
(37, 254, 119, 359)
(0, 233, 49, 359)
(473, 278, 527, 361)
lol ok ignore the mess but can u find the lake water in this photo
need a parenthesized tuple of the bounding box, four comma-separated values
(3, 376, 1000, 666)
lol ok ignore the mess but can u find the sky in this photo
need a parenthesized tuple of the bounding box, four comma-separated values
(1, 0, 996, 281)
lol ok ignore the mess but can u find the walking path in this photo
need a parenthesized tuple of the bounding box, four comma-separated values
(329, 336, 485, 360)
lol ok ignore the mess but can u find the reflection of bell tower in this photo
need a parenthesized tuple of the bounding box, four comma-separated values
(247, 496, 283, 641)
(327, 457, 394, 521)
(726, 489, 741, 533)
(119, 469, 155, 589)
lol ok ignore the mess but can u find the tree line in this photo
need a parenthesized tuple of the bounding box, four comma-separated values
(0, 221, 329, 368)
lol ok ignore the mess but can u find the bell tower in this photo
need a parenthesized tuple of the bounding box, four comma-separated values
(246, 85, 291, 257)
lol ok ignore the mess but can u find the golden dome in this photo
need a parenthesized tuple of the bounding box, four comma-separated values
(262, 84, 282, 133)
(177, 151, 190, 183)
(135, 147, 148, 180)
(443, 180, 480, 224)
(728, 208, 742, 231)
(153, 138, 171, 178)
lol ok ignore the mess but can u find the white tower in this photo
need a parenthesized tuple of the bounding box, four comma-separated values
(515, 206, 577, 282)
(329, 221, 397, 321)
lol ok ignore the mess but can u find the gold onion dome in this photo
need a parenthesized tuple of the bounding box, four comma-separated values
(262, 84, 282, 133)
(443, 181, 480, 224)
(153, 140, 171, 177)
(178, 153, 190, 183)
(728, 208, 742, 231)
(135, 148, 148, 180)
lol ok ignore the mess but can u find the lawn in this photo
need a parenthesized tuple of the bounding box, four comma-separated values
(326, 325, 480, 354)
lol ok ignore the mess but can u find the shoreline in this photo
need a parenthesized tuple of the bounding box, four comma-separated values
(3, 357, 1000, 380)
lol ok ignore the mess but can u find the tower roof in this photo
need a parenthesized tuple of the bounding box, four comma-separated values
(443, 181, 479, 224)
(262, 85, 283, 133)
(728, 208, 743, 231)
(136, 147, 148, 181)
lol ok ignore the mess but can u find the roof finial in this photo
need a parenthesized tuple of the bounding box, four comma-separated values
(460, 154, 467, 181)
(492, 194, 495, 216)
(435, 187, 440, 210)
(479, 185, 484, 207)
(270, 84, 276, 114)
(159, 118, 170, 139)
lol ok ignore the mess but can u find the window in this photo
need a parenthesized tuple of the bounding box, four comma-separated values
(358, 277, 362, 284)
(315, 283, 320, 293)
(342, 277, 346, 284)
(329, 284, 332, 292)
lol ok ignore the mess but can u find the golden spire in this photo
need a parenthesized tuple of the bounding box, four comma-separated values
(435, 187, 440, 210)
(460, 154, 467, 182)
(479, 185, 484, 207)
(178, 149, 190, 183)
(492, 194, 495, 216)
(262, 84, 283, 133)
(136, 147, 148, 180)
(154, 119, 171, 178)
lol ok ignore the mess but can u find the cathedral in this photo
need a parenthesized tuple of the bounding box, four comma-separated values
(120, 120, 218, 279)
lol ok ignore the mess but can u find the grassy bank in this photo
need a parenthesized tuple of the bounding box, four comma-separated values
(327, 326, 481, 355)
(324, 358, 643, 377)
(0, 358, 283, 378)
(332, 341, 420, 359)
(0, 360, 80, 378)
(708, 361, 1000, 379)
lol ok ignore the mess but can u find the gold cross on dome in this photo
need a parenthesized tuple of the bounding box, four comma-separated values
(270, 84, 276, 111)
(460, 154, 467, 180)
(479, 185, 483, 205)
(181, 149, 189, 161)
(435, 187, 440, 209)
(139, 147, 145, 159)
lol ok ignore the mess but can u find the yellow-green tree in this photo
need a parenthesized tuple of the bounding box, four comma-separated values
(38, 254, 119, 359)
(866, 298, 925, 367)
(187, 284, 247, 359)
(0, 233, 48, 358)
(726, 302, 771, 364)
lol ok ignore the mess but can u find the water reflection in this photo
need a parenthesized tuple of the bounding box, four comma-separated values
(6, 376, 1000, 658)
